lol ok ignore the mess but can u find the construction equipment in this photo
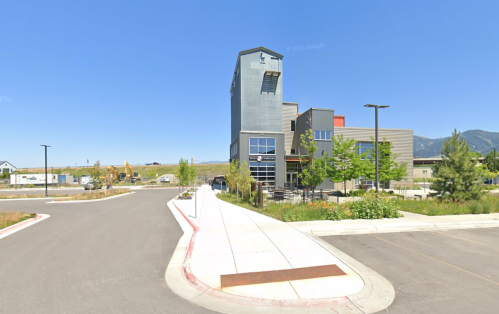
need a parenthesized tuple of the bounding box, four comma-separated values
(124, 161, 141, 183)
(106, 165, 120, 187)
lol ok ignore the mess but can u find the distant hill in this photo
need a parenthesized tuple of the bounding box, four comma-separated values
(415, 130, 499, 157)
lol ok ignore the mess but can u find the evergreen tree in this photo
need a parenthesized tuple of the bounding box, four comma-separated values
(326, 134, 366, 195)
(431, 129, 484, 201)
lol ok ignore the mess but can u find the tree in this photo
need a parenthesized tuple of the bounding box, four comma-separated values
(298, 120, 327, 199)
(326, 134, 366, 195)
(483, 150, 498, 173)
(175, 158, 192, 188)
(88, 160, 104, 184)
(225, 159, 240, 193)
(431, 129, 484, 201)
(238, 161, 255, 201)
(365, 138, 408, 189)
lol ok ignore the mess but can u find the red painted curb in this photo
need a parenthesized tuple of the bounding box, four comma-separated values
(171, 200, 352, 309)
(0, 214, 42, 236)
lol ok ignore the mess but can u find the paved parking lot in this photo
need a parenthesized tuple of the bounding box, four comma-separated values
(322, 228, 499, 314)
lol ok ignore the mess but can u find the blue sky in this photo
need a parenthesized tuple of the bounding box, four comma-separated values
(1, 0, 498, 168)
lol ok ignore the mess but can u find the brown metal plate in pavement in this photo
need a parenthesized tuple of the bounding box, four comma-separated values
(220, 264, 346, 288)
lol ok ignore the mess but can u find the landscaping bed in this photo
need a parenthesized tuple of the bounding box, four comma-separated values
(0, 211, 36, 229)
(217, 191, 401, 222)
(54, 189, 129, 201)
(394, 195, 499, 216)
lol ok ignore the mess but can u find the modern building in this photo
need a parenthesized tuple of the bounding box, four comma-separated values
(1, 161, 17, 175)
(230, 46, 413, 191)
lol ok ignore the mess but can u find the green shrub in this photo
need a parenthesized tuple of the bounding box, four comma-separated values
(345, 195, 401, 219)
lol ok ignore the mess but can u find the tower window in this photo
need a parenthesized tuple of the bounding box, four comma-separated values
(291, 120, 296, 132)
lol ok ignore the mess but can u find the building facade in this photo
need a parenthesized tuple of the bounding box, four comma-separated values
(230, 47, 414, 191)
(1, 161, 16, 175)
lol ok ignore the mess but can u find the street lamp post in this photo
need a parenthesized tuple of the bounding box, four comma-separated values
(40, 145, 51, 197)
(364, 104, 390, 196)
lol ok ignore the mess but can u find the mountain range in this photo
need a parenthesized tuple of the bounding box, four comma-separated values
(414, 130, 499, 158)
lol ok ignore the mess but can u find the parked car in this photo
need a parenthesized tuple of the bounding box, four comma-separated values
(152, 162, 161, 165)
(84, 181, 103, 190)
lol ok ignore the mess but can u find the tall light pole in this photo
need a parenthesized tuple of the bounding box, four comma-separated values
(494, 148, 497, 185)
(40, 145, 51, 197)
(364, 104, 390, 196)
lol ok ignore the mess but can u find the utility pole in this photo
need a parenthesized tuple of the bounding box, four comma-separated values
(40, 145, 51, 197)
(494, 148, 497, 184)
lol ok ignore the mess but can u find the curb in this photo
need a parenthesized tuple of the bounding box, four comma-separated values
(0, 197, 55, 202)
(46, 192, 135, 204)
(165, 197, 395, 313)
(299, 220, 499, 237)
(0, 214, 50, 240)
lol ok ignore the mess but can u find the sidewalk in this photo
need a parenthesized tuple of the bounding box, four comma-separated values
(290, 210, 499, 236)
(166, 185, 394, 314)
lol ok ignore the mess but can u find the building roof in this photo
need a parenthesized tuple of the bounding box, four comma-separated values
(231, 46, 284, 90)
(0, 161, 16, 168)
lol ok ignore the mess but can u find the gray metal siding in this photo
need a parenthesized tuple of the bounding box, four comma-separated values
(239, 52, 283, 134)
(334, 127, 414, 187)
(282, 103, 298, 155)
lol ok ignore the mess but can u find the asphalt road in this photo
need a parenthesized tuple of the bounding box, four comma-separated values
(0, 188, 97, 196)
(322, 228, 499, 314)
(0, 189, 219, 314)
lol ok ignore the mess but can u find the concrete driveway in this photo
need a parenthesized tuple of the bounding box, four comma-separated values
(0, 189, 219, 314)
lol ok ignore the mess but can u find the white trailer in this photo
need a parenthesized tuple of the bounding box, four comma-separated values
(10, 174, 58, 185)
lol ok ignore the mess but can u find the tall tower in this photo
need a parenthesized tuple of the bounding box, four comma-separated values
(229, 47, 285, 189)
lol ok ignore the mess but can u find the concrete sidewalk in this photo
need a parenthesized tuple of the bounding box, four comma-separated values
(290, 210, 499, 236)
(166, 185, 394, 314)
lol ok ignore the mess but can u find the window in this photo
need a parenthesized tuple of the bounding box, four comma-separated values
(291, 120, 295, 132)
(231, 143, 238, 157)
(290, 148, 296, 154)
(250, 162, 275, 189)
(249, 137, 275, 155)
(260, 56, 265, 63)
(357, 142, 375, 159)
(314, 130, 331, 141)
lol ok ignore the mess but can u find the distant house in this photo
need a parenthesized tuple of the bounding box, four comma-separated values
(0, 161, 17, 174)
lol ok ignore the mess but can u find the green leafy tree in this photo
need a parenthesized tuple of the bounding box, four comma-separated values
(431, 129, 484, 201)
(88, 160, 104, 184)
(175, 158, 192, 188)
(225, 159, 240, 193)
(298, 124, 327, 199)
(483, 150, 498, 173)
(238, 161, 255, 201)
(188, 163, 197, 186)
(326, 135, 366, 195)
(365, 138, 408, 189)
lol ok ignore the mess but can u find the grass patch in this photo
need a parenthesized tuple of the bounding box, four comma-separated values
(0, 194, 69, 199)
(395, 195, 499, 216)
(0, 211, 36, 229)
(216, 192, 401, 222)
(54, 189, 129, 201)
